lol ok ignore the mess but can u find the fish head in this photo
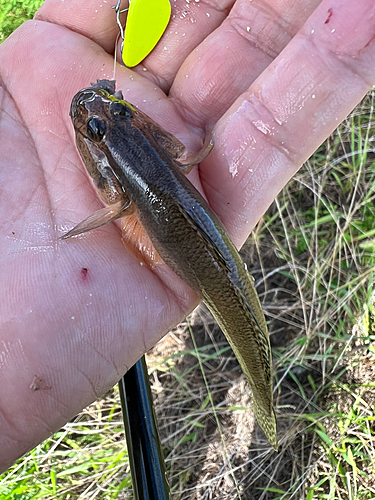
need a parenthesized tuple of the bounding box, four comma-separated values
(69, 80, 136, 205)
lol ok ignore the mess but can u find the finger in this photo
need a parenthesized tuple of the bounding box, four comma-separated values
(170, 0, 322, 130)
(199, 0, 375, 247)
(36, 0, 234, 91)
(124, 0, 234, 90)
(35, 0, 124, 54)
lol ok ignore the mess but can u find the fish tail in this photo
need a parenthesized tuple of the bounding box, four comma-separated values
(253, 399, 278, 451)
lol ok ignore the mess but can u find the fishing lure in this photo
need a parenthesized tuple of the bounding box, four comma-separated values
(115, 0, 171, 67)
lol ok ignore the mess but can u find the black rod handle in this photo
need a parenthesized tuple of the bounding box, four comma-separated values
(118, 356, 170, 500)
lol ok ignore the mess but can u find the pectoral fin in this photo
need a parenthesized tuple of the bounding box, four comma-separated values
(175, 133, 214, 174)
(131, 105, 214, 173)
(151, 127, 188, 160)
(60, 201, 134, 239)
(131, 106, 188, 159)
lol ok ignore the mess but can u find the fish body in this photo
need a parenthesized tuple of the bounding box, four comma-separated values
(67, 80, 278, 449)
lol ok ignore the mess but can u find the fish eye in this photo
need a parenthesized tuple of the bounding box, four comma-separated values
(86, 117, 106, 142)
(110, 101, 132, 120)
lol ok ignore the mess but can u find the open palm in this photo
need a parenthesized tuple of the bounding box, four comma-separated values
(0, 0, 374, 471)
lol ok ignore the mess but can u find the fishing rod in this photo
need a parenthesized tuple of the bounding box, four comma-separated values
(118, 356, 171, 499)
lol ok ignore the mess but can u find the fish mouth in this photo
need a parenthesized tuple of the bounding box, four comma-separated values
(69, 89, 96, 119)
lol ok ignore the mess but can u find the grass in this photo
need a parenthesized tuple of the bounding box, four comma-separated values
(0, 0, 44, 41)
(1, 2, 375, 499)
(0, 394, 132, 499)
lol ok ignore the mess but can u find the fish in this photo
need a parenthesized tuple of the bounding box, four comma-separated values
(63, 79, 278, 450)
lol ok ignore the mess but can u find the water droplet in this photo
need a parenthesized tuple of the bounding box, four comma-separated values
(229, 163, 238, 177)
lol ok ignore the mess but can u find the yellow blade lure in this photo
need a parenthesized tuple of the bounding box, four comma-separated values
(122, 0, 171, 67)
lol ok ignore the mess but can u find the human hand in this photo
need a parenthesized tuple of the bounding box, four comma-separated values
(0, 0, 374, 471)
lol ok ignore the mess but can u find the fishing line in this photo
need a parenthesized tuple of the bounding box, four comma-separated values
(112, 0, 128, 80)
(113, 31, 120, 81)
